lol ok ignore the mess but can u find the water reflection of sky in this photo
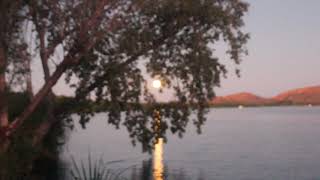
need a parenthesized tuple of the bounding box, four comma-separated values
(63, 107, 320, 180)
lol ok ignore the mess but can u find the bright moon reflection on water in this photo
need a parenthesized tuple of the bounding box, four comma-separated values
(152, 79, 164, 180)
(152, 79, 162, 89)
(153, 138, 164, 180)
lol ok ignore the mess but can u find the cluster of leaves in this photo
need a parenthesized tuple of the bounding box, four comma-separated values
(1, 0, 249, 152)
(63, 0, 249, 152)
(0, 1, 32, 90)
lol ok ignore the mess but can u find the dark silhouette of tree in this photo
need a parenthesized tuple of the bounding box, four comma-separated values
(0, 0, 249, 153)
(68, 0, 249, 151)
(0, 0, 28, 151)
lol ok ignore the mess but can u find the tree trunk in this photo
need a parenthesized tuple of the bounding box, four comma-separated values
(5, 0, 108, 146)
(0, 46, 8, 128)
(31, 26, 57, 146)
(8, 58, 70, 136)
(0, 45, 9, 153)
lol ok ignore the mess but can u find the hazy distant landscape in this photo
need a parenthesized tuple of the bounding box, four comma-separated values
(211, 85, 320, 107)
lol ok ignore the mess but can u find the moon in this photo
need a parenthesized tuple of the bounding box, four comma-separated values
(152, 79, 162, 89)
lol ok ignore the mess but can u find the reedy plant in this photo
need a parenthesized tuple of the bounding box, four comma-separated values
(69, 154, 128, 180)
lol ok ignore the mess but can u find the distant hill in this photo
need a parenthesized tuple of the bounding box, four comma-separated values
(273, 85, 320, 105)
(212, 92, 276, 106)
(211, 85, 320, 107)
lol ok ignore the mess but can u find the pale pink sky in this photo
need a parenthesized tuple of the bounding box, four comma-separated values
(32, 0, 320, 99)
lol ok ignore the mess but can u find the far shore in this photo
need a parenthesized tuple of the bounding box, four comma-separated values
(209, 104, 319, 108)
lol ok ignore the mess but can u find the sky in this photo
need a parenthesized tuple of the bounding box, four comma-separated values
(215, 0, 320, 97)
(33, 0, 320, 98)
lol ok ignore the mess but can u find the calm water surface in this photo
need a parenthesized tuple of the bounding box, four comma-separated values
(62, 106, 320, 180)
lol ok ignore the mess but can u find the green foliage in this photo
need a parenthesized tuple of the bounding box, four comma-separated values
(7, 92, 30, 120)
(7, 92, 48, 126)
(0, 1, 31, 88)
(0, 92, 68, 178)
(2, 0, 249, 153)
(66, 0, 249, 152)
(0, 133, 37, 178)
(0, 141, 66, 180)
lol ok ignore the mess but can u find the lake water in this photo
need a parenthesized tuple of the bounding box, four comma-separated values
(61, 106, 320, 180)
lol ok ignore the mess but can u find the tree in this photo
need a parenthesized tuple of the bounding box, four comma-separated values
(0, 0, 26, 143)
(1, 0, 249, 152)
